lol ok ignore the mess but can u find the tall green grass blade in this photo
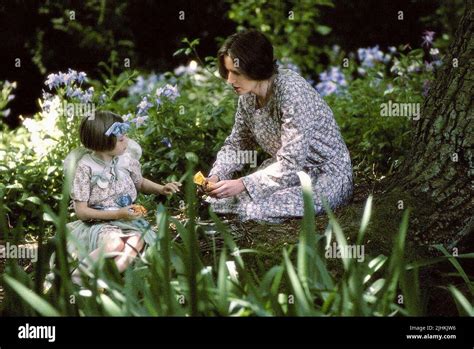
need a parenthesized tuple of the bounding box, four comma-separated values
(283, 248, 312, 315)
(4, 275, 60, 316)
(296, 171, 317, 290)
(434, 244, 474, 296)
(448, 285, 474, 316)
(357, 195, 372, 246)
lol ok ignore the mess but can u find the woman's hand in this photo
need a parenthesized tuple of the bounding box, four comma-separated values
(207, 178, 245, 198)
(206, 175, 219, 184)
(160, 182, 182, 195)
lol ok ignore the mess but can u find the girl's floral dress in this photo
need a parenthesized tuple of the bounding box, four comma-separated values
(208, 68, 354, 222)
(65, 140, 156, 258)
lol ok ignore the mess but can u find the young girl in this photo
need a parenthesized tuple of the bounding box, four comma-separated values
(65, 111, 181, 276)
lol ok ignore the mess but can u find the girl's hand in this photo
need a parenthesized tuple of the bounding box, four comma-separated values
(118, 206, 141, 220)
(207, 179, 245, 198)
(161, 182, 182, 195)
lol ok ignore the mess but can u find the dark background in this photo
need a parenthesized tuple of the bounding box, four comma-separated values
(0, 0, 462, 128)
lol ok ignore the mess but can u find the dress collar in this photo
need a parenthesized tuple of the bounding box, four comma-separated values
(90, 153, 119, 167)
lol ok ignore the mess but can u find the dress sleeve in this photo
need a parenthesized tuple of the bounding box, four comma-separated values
(242, 82, 311, 201)
(71, 163, 92, 202)
(209, 97, 256, 180)
(128, 158, 143, 189)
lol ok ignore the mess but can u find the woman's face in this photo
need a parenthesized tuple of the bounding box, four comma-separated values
(223, 55, 258, 95)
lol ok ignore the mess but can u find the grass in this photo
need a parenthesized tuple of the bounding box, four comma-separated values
(1, 160, 473, 316)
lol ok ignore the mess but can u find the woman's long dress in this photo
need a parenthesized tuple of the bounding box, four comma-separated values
(208, 68, 353, 222)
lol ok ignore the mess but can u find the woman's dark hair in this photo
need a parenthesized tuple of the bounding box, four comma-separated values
(79, 111, 123, 151)
(217, 30, 277, 81)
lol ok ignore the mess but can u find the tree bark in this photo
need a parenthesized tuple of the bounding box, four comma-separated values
(390, 1, 473, 248)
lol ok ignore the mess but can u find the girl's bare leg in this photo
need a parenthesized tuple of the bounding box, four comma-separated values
(114, 235, 144, 273)
(71, 236, 125, 284)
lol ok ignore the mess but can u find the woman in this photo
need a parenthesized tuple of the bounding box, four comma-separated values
(206, 30, 353, 223)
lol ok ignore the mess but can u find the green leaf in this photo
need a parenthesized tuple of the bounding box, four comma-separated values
(357, 195, 372, 245)
(100, 294, 124, 316)
(4, 275, 60, 316)
(316, 25, 332, 35)
(434, 245, 474, 296)
(448, 286, 473, 316)
(26, 196, 42, 205)
(185, 152, 198, 163)
(283, 249, 312, 314)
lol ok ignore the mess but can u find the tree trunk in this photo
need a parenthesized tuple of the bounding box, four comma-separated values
(390, 2, 473, 248)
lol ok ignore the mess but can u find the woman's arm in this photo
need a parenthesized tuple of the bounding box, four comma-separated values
(209, 97, 256, 181)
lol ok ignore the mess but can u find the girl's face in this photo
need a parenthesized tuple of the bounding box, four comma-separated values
(223, 55, 258, 95)
(108, 134, 128, 156)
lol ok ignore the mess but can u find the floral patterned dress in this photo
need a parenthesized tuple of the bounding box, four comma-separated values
(208, 68, 353, 222)
(65, 140, 156, 258)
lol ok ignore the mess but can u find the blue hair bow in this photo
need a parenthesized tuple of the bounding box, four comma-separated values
(105, 122, 130, 137)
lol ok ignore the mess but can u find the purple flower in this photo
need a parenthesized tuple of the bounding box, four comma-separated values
(128, 73, 164, 96)
(161, 137, 172, 148)
(78, 87, 94, 103)
(42, 90, 53, 100)
(424, 61, 434, 72)
(316, 81, 338, 96)
(98, 93, 107, 105)
(45, 73, 62, 89)
(358, 46, 385, 68)
(63, 69, 77, 86)
(421, 31, 435, 48)
(384, 84, 394, 95)
(137, 96, 153, 116)
(315, 66, 348, 97)
(43, 99, 54, 113)
(44, 69, 88, 90)
(66, 87, 84, 99)
(174, 61, 198, 76)
(132, 115, 148, 127)
(122, 113, 133, 121)
(277, 58, 301, 74)
(155, 84, 180, 105)
(357, 67, 367, 76)
(77, 71, 87, 84)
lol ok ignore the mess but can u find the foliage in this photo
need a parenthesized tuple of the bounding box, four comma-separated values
(31, 0, 134, 75)
(318, 35, 445, 177)
(0, 41, 237, 238)
(226, 0, 334, 76)
(2, 163, 472, 316)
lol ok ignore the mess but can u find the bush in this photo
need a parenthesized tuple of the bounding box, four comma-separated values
(315, 33, 446, 177)
(0, 45, 238, 237)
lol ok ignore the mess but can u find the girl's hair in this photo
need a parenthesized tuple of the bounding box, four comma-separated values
(79, 111, 123, 151)
(217, 30, 277, 81)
